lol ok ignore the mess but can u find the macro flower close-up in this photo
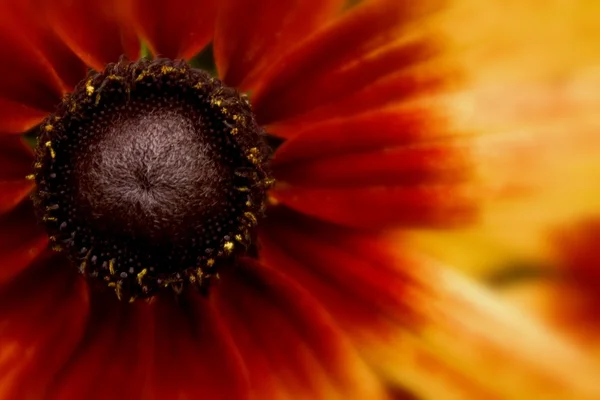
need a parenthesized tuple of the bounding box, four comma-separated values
(1, 0, 600, 399)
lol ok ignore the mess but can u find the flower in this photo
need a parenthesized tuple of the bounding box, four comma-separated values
(1, 1, 599, 400)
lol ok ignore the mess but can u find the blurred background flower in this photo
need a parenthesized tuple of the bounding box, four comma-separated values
(0, 0, 599, 399)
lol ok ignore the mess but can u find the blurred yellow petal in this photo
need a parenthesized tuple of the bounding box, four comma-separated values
(361, 250, 600, 400)
(405, 0, 600, 276)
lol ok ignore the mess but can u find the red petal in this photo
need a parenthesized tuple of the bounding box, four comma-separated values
(48, 293, 155, 400)
(0, 201, 48, 286)
(251, 0, 447, 126)
(214, 0, 344, 89)
(0, 15, 68, 111)
(50, 291, 250, 400)
(259, 207, 418, 333)
(212, 258, 387, 399)
(45, 0, 140, 71)
(271, 183, 475, 229)
(0, 99, 48, 134)
(274, 142, 470, 187)
(125, 0, 218, 60)
(0, 0, 87, 92)
(148, 292, 250, 400)
(270, 107, 474, 229)
(272, 106, 449, 154)
(0, 254, 89, 400)
(0, 135, 34, 214)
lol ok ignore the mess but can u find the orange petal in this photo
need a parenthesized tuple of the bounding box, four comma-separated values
(0, 201, 48, 286)
(259, 208, 600, 399)
(0, 254, 89, 400)
(213, 258, 387, 400)
(516, 219, 600, 344)
(214, 0, 344, 89)
(124, 0, 217, 59)
(0, 135, 34, 214)
(44, 0, 139, 71)
(251, 0, 448, 126)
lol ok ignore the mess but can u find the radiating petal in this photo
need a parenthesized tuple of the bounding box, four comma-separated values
(0, 2, 74, 112)
(44, 0, 139, 71)
(0, 201, 48, 286)
(0, 99, 48, 134)
(214, 0, 344, 89)
(274, 143, 468, 188)
(213, 258, 387, 400)
(0, 0, 87, 92)
(0, 253, 89, 400)
(259, 207, 600, 399)
(251, 0, 449, 127)
(0, 135, 34, 215)
(50, 291, 249, 400)
(271, 183, 475, 229)
(48, 292, 154, 400)
(148, 292, 250, 400)
(272, 106, 450, 153)
(124, 0, 217, 60)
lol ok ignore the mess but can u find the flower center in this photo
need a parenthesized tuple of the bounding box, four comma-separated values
(32, 58, 272, 300)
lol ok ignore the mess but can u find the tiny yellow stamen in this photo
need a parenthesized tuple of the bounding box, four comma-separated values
(45, 141, 56, 159)
(136, 71, 150, 82)
(44, 124, 54, 132)
(206, 259, 215, 267)
(115, 281, 123, 301)
(85, 80, 94, 96)
(109, 259, 116, 275)
(244, 212, 258, 226)
(223, 241, 234, 254)
(137, 268, 148, 285)
(25, 174, 35, 181)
